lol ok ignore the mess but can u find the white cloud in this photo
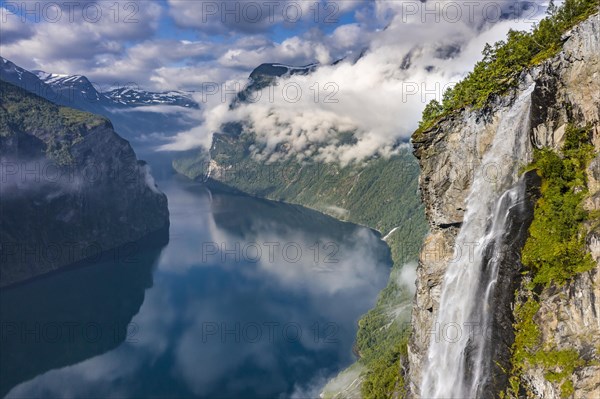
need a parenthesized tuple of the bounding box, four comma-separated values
(161, 1, 547, 165)
(1, 0, 548, 160)
(0, 1, 162, 76)
(167, 0, 367, 34)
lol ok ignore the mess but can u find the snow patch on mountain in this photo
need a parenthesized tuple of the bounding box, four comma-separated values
(106, 87, 198, 108)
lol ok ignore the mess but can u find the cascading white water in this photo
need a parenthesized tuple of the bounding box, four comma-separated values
(420, 83, 535, 398)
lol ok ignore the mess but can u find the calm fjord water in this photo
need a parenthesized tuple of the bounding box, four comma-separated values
(1, 174, 392, 398)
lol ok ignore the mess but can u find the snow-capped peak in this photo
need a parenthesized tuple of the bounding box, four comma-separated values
(105, 87, 198, 108)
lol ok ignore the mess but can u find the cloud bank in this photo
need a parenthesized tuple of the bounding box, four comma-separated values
(1, 0, 549, 164)
(161, 1, 548, 165)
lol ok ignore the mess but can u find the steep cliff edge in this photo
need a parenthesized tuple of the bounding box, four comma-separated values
(409, 12, 599, 398)
(0, 81, 170, 287)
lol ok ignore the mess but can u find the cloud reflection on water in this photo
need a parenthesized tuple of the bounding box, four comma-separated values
(5, 179, 392, 398)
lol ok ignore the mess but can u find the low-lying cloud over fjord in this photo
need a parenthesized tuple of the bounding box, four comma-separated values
(0, 0, 549, 165)
(160, 0, 548, 165)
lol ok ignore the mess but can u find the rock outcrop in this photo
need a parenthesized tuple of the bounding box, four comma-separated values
(409, 13, 600, 398)
(0, 80, 170, 287)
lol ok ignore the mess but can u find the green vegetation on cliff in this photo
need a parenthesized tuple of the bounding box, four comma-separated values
(506, 124, 597, 398)
(521, 124, 596, 286)
(0, 80, 107, 165)
(174, 127, 427, 247)
(416, 0, 598, 136)
(358, 230, 416, 399)
(507, 296, 585, 398)
(361, 329, 409, 399)
(314, 223, 420, 399)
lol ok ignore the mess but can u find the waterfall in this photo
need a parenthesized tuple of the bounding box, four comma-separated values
(420, 83, 535, 398)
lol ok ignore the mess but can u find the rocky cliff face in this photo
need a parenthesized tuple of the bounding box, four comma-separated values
(0, 81, 170, 287)
(409, 13, 600, 398)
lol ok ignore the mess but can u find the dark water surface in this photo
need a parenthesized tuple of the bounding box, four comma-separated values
(1, 175, 391, 398)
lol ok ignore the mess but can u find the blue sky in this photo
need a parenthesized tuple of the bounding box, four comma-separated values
(152, 0, 357, 41)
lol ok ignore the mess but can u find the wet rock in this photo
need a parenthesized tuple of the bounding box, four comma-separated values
(408, 13, 600, 398)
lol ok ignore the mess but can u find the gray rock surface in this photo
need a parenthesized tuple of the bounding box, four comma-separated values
(408, 13, 600, 398)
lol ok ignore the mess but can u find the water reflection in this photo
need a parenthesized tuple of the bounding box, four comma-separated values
(2, 177, 391, 398)
(0, 230, 168, 397)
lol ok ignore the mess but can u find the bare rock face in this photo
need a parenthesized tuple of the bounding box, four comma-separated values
(409, 103, 508, 395)
(523, 267, 600, 398)
(409, 94, 539, 396)
(408, 13, 600, 398)
(531, 13, 600, 150)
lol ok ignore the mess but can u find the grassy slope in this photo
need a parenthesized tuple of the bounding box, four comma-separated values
(174, 129, 428, 251)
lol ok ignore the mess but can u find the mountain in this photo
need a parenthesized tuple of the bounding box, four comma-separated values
(175, 124, 424, 240)
(0, 57, 199, 146)
(34, 71, 109, 109)
(249, 62, 317, 80)
(0, 80, 170, 287)
(105, 87, 198, 108)
(1, 58, 109, 111)
(1, 61, 200, 111)
(0, 58, 55, 101)
(171, 4, 600, 398)
(174, 60, 424, 238)
(410, 11, 599, 398)
(232, 62, 318, 107)
(172, 62, 429, 398)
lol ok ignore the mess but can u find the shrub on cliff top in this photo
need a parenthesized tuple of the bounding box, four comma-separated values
(415, 0, 598, 136)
